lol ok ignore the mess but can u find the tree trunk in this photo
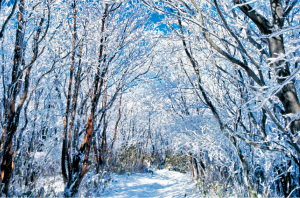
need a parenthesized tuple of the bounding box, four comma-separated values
(110, 88, 122, 152)
(269, 35, 300, 130)
(0, 0, 24, 194)
(189, 153, 195, 178)
(233, 0, 300, 131)
(193, 158, 200, 178)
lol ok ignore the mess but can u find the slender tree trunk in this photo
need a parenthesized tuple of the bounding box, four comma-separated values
(99, 80, 108, 168)
(110, 88, 122, 152)
(189, 153, 195, 178)
(193, 158, 200, 179)
(61, 0, 77, 184)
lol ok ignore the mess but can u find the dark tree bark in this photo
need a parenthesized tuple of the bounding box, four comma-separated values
(233, 0, 300, 131)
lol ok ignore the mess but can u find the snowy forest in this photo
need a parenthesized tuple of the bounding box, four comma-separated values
(0, 0, 300, 197)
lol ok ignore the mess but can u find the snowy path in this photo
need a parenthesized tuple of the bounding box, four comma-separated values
(102, 169, 200, 198)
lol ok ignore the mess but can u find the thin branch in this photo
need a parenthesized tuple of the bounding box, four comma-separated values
(0, 0, 18, 38)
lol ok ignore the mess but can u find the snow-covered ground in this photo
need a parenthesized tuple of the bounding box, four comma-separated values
(102, 169, 200, 198)
(36, 169, 200, 197)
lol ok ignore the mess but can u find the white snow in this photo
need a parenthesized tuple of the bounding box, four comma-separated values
(102, 169, 200, 198)
(36, 169, 201, 197)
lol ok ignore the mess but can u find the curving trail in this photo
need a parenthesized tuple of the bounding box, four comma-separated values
(102, 169, 200, 198)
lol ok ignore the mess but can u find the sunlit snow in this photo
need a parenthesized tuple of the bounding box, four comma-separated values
(102, 169, 200, 198)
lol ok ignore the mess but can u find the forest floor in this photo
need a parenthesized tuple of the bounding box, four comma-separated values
(102, 169, 201, 198)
